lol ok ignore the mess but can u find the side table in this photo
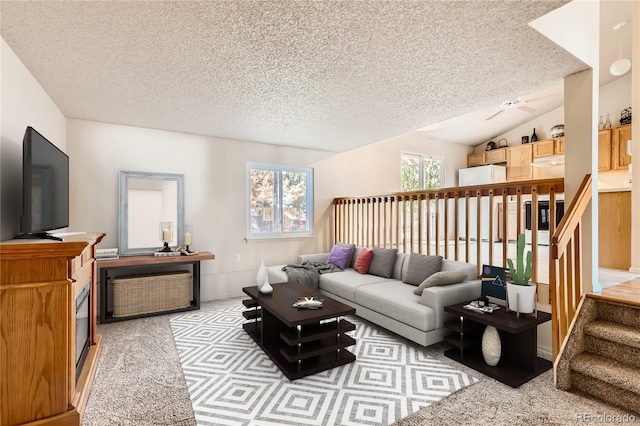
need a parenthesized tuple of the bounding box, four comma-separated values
(444, 301, 552, 388)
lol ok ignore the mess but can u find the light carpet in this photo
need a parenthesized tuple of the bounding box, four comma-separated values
(169, 306, 477, 426)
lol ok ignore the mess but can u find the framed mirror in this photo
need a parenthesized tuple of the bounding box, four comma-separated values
(118, 171, 184, 255)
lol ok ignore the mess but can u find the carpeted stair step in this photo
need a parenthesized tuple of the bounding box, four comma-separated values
(570, 352, 640, 415)
(584, 320, 640, 368)
(596, 300, 640, 329)
(570, 352, 640, 395)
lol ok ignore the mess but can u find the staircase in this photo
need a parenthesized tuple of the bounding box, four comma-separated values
(555, 294, 640, 414)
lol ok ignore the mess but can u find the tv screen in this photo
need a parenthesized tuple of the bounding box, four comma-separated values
(20, 126, 69, 238)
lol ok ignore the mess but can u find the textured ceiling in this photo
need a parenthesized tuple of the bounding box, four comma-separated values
(1, 1, 588, 152)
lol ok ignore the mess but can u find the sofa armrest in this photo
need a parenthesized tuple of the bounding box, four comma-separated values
(298, 253, 330, 263)
(419, 280, 482, 329)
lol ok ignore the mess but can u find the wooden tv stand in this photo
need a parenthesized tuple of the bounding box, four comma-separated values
(0, 233, 105, 426)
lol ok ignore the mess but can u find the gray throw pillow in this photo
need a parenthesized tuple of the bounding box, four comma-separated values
(403, 253, 443, 286)
(413, 270, 468, 295)
(368, 247, 397, 278)
(336, 242, 356, 268)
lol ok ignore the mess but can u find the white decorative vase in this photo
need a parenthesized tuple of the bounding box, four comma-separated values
(506, 282, 537, 314)
(481, 325, 501, 366)
(259, 277, 273, 294)
(256, 249, 267, 290)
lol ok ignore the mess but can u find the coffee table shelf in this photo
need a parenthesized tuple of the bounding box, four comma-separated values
(242, 282, 356, 380)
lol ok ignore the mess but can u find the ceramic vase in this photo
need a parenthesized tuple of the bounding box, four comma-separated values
(481, 325, 501, 366)
(256, 249, 267, 290)
(506, 282, 537, 314)
(259, 276, 273, 294)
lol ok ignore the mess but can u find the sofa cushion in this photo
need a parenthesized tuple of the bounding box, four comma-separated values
(336, 242, 356, 268)
(354, 281, 436, 332)
(413, 270, 468, 295)
(403, 253, 443, 285)
(327, 244, 352, 269)
(368, 247, 397, 278)
(318, 270, 393, 302)
(441, 259, 478, 281)
(354, 248, 373, 274)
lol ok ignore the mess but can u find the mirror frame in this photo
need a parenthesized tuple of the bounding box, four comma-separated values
(118, 171, 185, 255)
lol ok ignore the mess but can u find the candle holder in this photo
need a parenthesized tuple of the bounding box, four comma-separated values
(160, 221, 173, 252)
(184, 225, 193, 253)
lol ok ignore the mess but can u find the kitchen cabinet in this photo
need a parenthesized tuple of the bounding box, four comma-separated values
(485, 148, 507, 164)
(599, 190, 631, 270)
(532, 139, 555, 158)
(467, 152, 485, 167)
(612, 125, 632, 171)
(599, 125, 632, 173)
(506, 144, 533, 181)
(598, 129, 613, 172)
(532, 138, 564, 159)
(497, 202, 525, 242)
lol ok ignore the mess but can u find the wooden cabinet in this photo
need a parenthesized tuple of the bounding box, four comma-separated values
(498, 202, 525, 242)
(612, 125, 632, 171)
(506, 144, 533, 181)
(532, 138, 564, 159)
(0, 233, 105, 426)
(598, 129, 613, 172)
(599, 191, 631, 270)
(532, 139, 555, 158)
(485, 148, 507, 164)
(599, 125, 631, 173)
(467, 152, 485, 167)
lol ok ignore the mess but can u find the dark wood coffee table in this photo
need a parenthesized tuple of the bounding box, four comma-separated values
(242, 282, 356, 380)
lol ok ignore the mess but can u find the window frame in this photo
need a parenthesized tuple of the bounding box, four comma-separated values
(247, 162, 314, 239)
(400, 151, 445, 191)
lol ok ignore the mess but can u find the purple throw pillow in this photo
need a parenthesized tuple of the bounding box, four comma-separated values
(326, 245, 352, 269)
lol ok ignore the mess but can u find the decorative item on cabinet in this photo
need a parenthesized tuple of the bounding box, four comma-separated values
(498, 138, 508, 148)
(620, 107, 631, 125)
(256, 248, 268, 289)
(531, 128, 538, 142)
(521, 136, 529, 144)
(599, 115, 605, 130)
(486, 141, 497, 151)
(550, 124, 564, 138)
(605, 114, 612, 128)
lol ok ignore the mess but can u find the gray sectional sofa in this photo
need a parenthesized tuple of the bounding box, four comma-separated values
(267, 249, 482, 347)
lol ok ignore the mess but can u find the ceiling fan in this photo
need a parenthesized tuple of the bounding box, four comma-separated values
(485, 94, 557, 121)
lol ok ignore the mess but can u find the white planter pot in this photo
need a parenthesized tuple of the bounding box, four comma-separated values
(506, 282, 537, 314)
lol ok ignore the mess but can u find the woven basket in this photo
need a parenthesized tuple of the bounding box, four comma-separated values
(113, 270, 191, 317)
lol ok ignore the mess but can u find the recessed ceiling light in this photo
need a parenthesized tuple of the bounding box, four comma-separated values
(416, 123, 439, 132)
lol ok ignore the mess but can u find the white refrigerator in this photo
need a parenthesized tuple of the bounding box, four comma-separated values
(458, 165, 506, 241)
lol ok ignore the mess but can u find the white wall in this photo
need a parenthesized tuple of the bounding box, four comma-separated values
(0, 38, 67, 240)
(66, 119, 335, 299)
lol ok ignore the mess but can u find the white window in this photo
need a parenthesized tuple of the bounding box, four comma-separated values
(401, 153, 444, 191)
(248, 163, 313, 237)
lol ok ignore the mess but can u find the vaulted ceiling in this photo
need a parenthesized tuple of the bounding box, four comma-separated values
(0, 1, 596, 152)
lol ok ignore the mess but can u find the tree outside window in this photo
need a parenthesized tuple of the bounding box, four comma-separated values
(401, 153, 444, 191)
(248, 164, 313, 236)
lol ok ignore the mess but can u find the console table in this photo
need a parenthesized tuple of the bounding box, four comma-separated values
(97, 251, 214, 323)
(444, 301, 552, 388)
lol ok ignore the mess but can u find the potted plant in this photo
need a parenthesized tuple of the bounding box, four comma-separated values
(506, 233, 537, 314)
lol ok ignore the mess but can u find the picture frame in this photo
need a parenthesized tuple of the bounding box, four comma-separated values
(521, 136, 529, 144)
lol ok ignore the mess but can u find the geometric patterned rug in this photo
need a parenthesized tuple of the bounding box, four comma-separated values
(170, 306, 478, 426)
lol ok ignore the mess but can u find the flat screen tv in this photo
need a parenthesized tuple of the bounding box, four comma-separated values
(18, 126, 69, 240)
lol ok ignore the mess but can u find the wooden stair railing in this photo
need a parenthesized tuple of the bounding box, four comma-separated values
(333, 178, 564, 282)
(549, 174, 592, 359)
